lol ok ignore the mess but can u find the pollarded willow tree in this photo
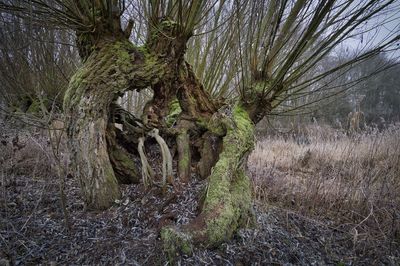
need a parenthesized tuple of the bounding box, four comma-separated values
(2, 0, 399, 254)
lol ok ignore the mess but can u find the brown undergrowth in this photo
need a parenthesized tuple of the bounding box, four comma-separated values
(249, 123, 400, 255)
(1, 119, 399, 264)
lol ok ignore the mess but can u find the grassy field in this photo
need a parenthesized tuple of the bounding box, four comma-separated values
(249, 123, 400, 250)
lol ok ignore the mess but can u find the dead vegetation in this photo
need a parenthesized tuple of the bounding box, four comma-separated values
(250, 123, 400, 257)
(1, 120, 399, 265)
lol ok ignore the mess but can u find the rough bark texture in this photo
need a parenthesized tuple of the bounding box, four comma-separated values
(161, 105, 255, 258)
(141, 20, 189, 129)
(106, 123, 140, 184)
(63, 40, 163, 209)
(197, 132, 223, 179)
(63, 8, 258, 254)
(173, 62, 221, 182)
(177, 130, 191, 183)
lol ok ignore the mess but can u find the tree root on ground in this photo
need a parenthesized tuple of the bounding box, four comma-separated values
(138, 129, 173, 189)
(161, 104, 255, 260)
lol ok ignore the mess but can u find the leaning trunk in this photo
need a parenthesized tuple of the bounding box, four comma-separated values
(63, 46, 122, 209)
(61, 7, 259, 253)
(63, 39, 162, 209)
(161, 105, 255, 257)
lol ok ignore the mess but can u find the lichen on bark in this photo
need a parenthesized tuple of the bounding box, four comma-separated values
(63, 39, 164, 209)
(161, 104, 255, 253)
(63, 12, 259, 255)
(201, 104, 254, 245)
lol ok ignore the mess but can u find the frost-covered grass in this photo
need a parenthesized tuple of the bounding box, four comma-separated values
(249, 123, 400, 246)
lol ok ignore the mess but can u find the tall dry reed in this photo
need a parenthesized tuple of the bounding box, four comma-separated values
(249, 123, 400, 245)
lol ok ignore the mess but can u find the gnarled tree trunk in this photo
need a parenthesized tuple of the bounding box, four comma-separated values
(63, 4, 259, 254)
(161, 105, 255, 258)
(64, 38, 163, 209)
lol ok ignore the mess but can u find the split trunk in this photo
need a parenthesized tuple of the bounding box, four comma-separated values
(63, 16, 264, 254)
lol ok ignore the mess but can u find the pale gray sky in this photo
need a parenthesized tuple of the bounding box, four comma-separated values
(341, 3, 400, 60)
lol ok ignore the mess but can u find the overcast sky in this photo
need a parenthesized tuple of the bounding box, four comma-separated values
(342, 4, 400, 60)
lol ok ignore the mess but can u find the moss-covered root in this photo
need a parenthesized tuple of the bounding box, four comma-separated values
(161, 227, 193, 262)
(161, 105, 255, 256)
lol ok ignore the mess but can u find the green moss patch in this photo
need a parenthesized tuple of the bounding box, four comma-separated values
(161, 104, 255, 253)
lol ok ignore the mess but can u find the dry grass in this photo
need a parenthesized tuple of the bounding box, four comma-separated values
(249, 123, 400, 247)
(0, 129, 52, 180)
(1, 119, 399, 263)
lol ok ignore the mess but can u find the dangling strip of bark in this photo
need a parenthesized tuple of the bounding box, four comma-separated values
(138, 136, 155, 188)
(161, 105, 255, 258)
(148, 129, 173, 189)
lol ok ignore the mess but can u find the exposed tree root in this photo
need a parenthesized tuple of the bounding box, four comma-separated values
(148, 128, 173, 189)
(161, 105, 255, 259)
(138, 137, 155, 188)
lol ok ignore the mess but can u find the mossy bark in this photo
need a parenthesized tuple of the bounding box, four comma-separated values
(161, 105, 254, 256)
(63, 40, 163, 209)
(62, 11, 260, 254)
(106, 123, 140, 184)
(141, 20, 190, 129)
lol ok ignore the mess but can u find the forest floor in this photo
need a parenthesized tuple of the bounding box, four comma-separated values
(1, 121, 399, 265)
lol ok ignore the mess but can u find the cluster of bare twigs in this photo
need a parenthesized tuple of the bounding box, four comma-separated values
(1, 0, 399, 116)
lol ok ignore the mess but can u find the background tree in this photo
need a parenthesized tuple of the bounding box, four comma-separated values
(358, 56, 400, 126)
(0, 3, 78, 112)
(306, 54, 400, 129)
(0, 0, 399, 256)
